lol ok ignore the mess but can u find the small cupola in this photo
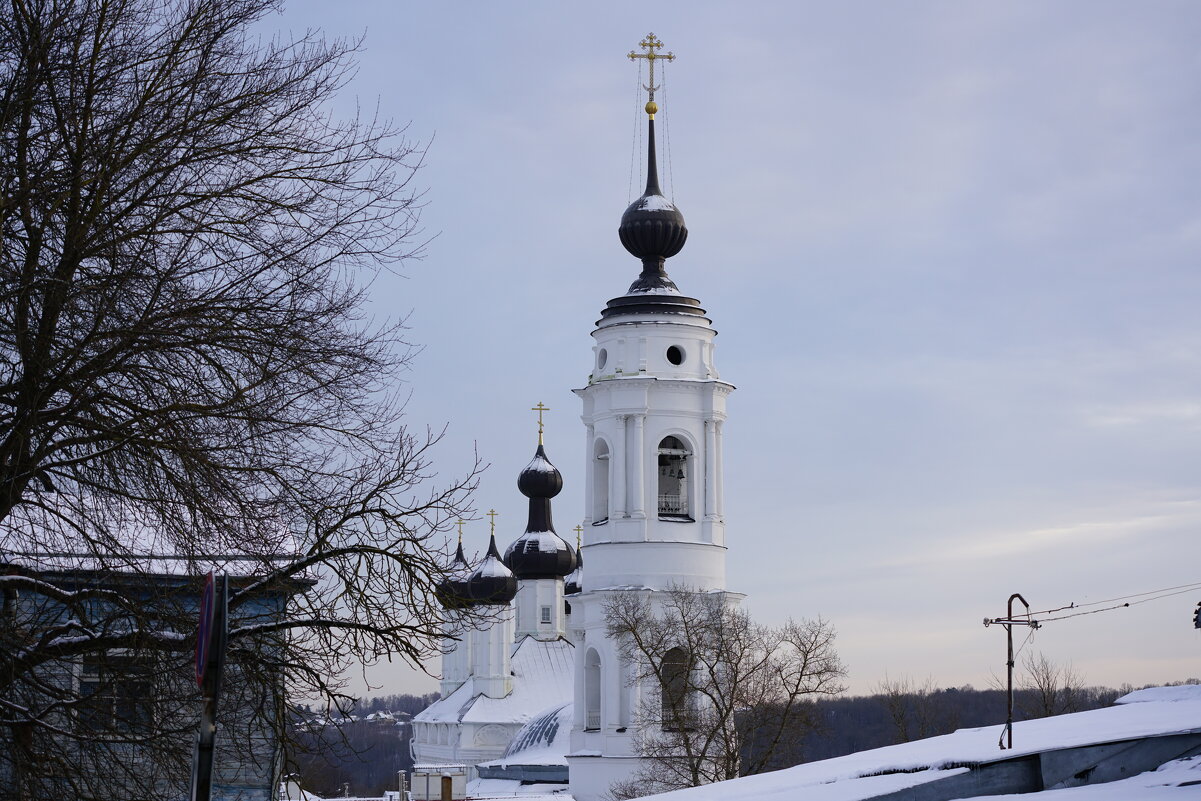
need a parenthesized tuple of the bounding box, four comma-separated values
(467, 512, 518, 604)
(435, 530, 476, 609)
(504, 406, 577, 580)
(564, 527, 584, 596)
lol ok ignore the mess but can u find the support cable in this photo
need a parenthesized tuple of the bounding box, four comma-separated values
(629, 60, 642, 204)
(662, 63, 675, 201)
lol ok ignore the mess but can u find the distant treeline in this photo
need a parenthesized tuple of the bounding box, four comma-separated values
(284, 692, 438, 797)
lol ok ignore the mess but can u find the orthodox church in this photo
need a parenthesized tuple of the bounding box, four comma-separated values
(412, 34, 736, 801)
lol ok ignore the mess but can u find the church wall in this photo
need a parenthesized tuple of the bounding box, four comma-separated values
(514, 578, 565, 640)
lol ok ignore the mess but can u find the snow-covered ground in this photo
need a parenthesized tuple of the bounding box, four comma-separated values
(640, 685, 1201, 801)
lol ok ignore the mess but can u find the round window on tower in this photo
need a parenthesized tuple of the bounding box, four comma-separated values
(597, 348, 608, 370)
(666, 345, 685, 366)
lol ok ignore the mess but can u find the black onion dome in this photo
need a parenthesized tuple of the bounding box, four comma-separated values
(505, 444, 577, 580)
(516, 444, 563, 498)
(436, 539, 477, 609)
(602, 110, 709, 324)
(564, 544, 583, 595)
(467, 534, 517, 604)
(618, 116, 688, 294)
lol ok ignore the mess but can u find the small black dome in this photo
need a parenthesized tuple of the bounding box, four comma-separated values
(505, 443, 576, 580)
(564, 544, 583, 596)
(467, 534, 517, 604)
(516, 444, 563, 498)
(435, 540, 476, 610)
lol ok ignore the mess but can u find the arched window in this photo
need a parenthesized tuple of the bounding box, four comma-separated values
(660, 647, 692, 730)
(585, 649, 602, 731)
(593, 440, 610, 523)
(657, 436, 691, 519)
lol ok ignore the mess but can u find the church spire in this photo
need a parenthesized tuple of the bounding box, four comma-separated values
(618, 34, 688, 295)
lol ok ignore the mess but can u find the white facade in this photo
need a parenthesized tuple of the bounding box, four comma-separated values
(567, 298, 734, 801)
(515, 577, 567, 641)
(412, 631, 573, 779)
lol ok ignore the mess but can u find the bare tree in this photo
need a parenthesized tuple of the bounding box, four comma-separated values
(874, 674, 959, 744)
(0, 0, 478, 798)
(1018, 652, 1085, 718)
(604, 586, 847, 799)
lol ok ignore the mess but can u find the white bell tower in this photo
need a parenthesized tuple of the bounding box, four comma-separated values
(567, 34, 734, 801)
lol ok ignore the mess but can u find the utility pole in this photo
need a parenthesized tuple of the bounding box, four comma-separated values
(984, 593, 1040, 750)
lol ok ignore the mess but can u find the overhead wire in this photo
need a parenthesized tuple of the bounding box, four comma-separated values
(1023, 580, 1201, 620)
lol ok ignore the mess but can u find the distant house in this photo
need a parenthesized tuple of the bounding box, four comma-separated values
(0, 557, 309, 801)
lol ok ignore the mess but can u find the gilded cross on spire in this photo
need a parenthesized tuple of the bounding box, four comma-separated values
(455, 519, 465, 545)
(486, 509, 498, 536)
(574, 524, 583, 548)
(531, 401, 550, 445)
(628, 32, 675, 118)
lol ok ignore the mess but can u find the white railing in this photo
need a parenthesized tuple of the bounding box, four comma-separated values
(586, 710, 601, 730)
(658, 494, 685, 515)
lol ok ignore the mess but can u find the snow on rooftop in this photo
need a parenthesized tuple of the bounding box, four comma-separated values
(634, 194, 677, 212)
(523, 454, 558, 474)
(474, 554, 514, 579)
(467, 777, 573, 800)
(415, 638, 574, 727)
(4, 497, 300, 577)
(478, 702, 573, 769)
(510, 531, 569, 554)
(639, 685, 1201, 801)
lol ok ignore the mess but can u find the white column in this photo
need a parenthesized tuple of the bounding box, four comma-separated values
(584, 424, 595, 526)
(715, 420, 725, 520)
(614, 415, 628, 518)
(471, 607, 514, 699)
(632, 414, 646, 519)
(704, 418, 716, 520)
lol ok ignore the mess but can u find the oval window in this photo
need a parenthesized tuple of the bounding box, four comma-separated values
(597, 348, 608, 370)
(666, 345, 684, 366)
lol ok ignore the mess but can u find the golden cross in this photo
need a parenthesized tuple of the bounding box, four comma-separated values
(574, 524, 583, 548)
(455, 519, 465, 544)
(628, 32, 675, 113)
(531, 401, 550, 444)
(487, 509, 498, 536)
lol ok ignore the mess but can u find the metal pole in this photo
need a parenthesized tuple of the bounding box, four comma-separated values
(1005, 613, 1014, 749)
(192, 574, 229, 801)
(984, 592, 1038, 750)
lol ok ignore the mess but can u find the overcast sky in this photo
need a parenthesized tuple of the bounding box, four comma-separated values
(271, 1, 1201, 697)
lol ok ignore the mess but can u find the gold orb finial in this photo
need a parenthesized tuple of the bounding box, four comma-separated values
(645, 100, 658, 118)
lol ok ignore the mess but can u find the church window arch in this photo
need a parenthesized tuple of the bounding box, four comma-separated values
(660, 646, 692, 730)
(584, 648, 602, 730)
(593, 439, 610, 523)
(657, 436, 693, 519)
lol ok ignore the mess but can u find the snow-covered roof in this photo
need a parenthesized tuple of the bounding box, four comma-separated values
(415, 637, 574, 727)
(3, 514, 300, 577)
(638, 685, 1201, 801)
(467, 777, 574, 800)
(477, 702, 573, 769)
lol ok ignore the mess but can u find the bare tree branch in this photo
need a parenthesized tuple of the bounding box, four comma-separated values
(0, 1, 479, 797)
(605, 586, 847, 799)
